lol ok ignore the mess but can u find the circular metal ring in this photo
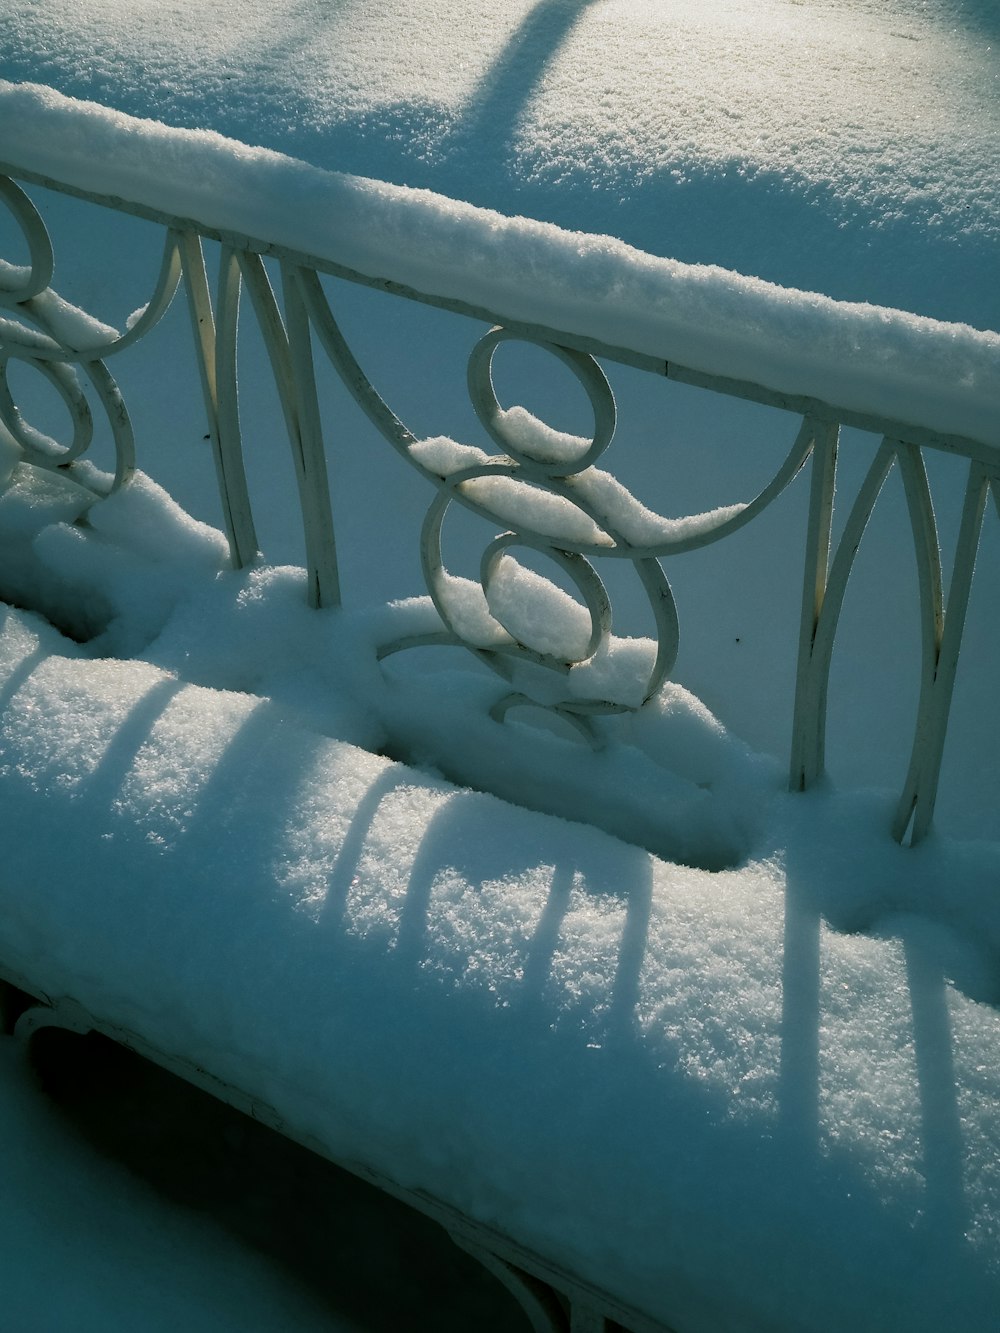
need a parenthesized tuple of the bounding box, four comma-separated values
(480, 532, 611, 666)
(0, 350, 93, 464)
(467, 327, 615, 477)
(0, 176, 55, 304)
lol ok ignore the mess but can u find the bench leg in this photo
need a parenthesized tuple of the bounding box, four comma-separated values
(10, 994, 94, 1044)
(449, 1230, 622, 1332)
(450, 1232, 569, 1331)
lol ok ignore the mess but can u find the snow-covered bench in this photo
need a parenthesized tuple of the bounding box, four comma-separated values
(1, 83, 1000, 1332)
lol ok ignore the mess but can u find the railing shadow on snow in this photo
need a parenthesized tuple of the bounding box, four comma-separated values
(1, 619, 998, 1329)
(447, 0, 603, 163)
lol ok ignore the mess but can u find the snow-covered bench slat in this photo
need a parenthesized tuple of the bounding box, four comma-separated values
(1, 603, 998, 1333)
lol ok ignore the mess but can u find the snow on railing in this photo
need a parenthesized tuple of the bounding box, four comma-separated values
(0, 81, 998, 846)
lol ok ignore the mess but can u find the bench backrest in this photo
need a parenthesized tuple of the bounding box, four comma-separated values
(1, 84, 998, 845)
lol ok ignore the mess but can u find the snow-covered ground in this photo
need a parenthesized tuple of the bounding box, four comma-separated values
(1, 2, 999, 1330)
(3, 0, 998, 327)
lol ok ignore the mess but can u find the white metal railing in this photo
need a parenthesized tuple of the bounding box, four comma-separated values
(0, 97, 998, 847)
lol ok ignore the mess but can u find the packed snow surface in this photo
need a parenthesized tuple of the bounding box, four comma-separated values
(1, 0, 997, 329)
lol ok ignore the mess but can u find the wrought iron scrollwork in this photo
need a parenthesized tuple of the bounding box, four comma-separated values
(0, 175, 187, 497)
(2, 171, 994, 841)
(329, 315, 819, 741)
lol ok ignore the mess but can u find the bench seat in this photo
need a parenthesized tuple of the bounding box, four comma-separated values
(2, 600, 999, 1332)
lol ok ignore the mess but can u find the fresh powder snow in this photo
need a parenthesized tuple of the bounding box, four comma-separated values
(1, 0, 997, 328)
(0, 2, 999, 1330)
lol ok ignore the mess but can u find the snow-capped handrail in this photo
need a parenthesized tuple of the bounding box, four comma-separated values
(0, 80, 998, 850)
(1, 81, 997, 454)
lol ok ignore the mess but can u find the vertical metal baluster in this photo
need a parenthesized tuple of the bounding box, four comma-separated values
(181, 233, 258, 568)
(237, 253, 339, 609)
(890, 443, 944, 842)
(791, 433, 896, 793)
(789, 418, 838, 790)
(903, 460, 990, 844)
(283, 264, 340, 609)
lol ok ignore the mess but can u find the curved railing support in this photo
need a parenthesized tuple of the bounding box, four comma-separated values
(0, 164, 994, 838)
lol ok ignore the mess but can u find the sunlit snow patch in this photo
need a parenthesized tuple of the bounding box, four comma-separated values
(0, 461, 777, 870)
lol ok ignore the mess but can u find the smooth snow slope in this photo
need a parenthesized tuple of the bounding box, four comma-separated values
(1, 0, 997, 328)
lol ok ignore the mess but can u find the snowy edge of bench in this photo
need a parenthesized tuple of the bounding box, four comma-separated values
(1, 604, 999, 1333)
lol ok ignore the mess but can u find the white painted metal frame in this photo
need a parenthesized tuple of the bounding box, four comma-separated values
(0, 168, 997, 849)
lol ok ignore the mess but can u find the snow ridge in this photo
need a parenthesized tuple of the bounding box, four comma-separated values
(1, 80, 997, 451)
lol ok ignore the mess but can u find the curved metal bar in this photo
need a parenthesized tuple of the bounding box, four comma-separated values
(13, 996, 95, 1045)
(182, 231, 258, 567)
(468, 326, 615, 477)
(442, 404, 815, 562)
(902, 461, 991, 844)
(283, 263, 340, 608)
(235, 253, 339, 606)
(631, 553, 680, 704)
(80, 354, 136, 493)
(0, 340, 134, 494)
(650, 413, 818, 556)
(13, 228, 184, 363)
(211, 244, 260, 568)
(448, 1232, 569, 1333)
(417, 458, 680, 719)
(480, 531, 613, 665)
(376, 628, 469, 660)
(891, 442, 944, 841)
(397, 317, 696, 722)
(0, 188, 181, 496)
(420, 484, 523, 657)
(792, 435, 896, 790)
(295, 266, 418, 455)
(0, 175, 54, 303)
(404, 422, 814, 563)
(489, 692, 602, 744)
(789, 421, 839, 791)
(79, 228, 183, 360)
(0, 349, 92, 460)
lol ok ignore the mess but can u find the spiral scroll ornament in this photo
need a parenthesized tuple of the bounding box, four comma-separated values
(404, 330, 679, 738)
(0, 176, 184, 498)
(369, 322, 826, 741)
